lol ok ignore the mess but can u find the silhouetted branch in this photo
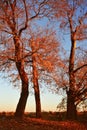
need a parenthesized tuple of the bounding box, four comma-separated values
(19, 0, 28, 36)
(74, 64, 87, 73)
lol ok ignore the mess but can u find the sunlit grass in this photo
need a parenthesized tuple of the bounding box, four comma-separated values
(0, 111, 87, 130)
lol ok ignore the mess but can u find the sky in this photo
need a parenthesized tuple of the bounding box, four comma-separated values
(0, 77, 63, 112)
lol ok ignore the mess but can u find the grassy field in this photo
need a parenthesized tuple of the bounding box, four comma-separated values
(0, 112, 87, 130)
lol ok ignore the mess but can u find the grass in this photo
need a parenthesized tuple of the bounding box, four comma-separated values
(0, 111, 87, 130)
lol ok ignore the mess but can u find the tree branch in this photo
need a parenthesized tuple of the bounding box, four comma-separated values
(76, 87, 87, 99)
(76, 96, 87, 106)
(19, 0, 28, 36)
(74, 64, 87, 73)
(29, 0, 48, 20)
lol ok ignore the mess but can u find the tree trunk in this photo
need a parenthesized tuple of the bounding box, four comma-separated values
(13, 35, 29, 118)
(15, 82, 29, 118)
(67, 90, 77, 120)
(34, 81, 41, 118)
(67, 27, 77, 120)
(31, 42, 42, 118)
(32, 58, 42, 118)
(15, 92, 28, 117)
(14, 62, 29, 118)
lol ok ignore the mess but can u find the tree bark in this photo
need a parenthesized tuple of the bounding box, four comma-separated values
(14, 64, 29, 118)
(31, 42, 42, 118)
(67, 30, 77, 120)
(13, 36, 29, 118)
(32, 56, 42, 118)
(15, 93, 28, 118)
(34, 80, 42, 118)
(67, 90, 77, 120)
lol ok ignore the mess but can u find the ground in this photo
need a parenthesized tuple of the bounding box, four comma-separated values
(0, 112, 87, 130)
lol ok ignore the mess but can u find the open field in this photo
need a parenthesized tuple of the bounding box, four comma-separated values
(0, 112, 87, 130)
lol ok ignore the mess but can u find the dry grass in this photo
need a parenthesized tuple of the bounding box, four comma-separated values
(0, 112, 87, 130)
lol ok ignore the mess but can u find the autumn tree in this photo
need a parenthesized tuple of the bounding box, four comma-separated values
(74, 48, 87, 105)
(0, 0, 50, 118)
(25, 26, 60, 118)
(57, 51, 87, 111)
(50, 0, 87, 120)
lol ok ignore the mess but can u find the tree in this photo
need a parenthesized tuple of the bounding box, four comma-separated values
(57, 97, 67, 112)
(26, 26, 60, 118)
(30, 36, 42, 118)
(50, 0, 87, 120)
(0, 0, 50, 118)
(0, 0, 29, 118)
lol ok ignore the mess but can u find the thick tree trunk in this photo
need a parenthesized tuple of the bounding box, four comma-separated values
(67, 90, 77, 120)
(13, 36, 29, 118)
(67, 28, 77, 120)
(14, 63, 29, 118)
(15, 79, 29, 118)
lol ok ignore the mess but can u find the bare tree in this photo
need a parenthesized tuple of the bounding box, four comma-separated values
(0, 0, 50, 118)
(26, 26, 60, 118)
(50, 0, 87, 119)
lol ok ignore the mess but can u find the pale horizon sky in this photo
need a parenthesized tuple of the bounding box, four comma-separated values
(0, 77, 63, 112)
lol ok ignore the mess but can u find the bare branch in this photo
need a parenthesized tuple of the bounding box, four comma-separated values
(19, 0, 28, 36)
(74, 64, 87, 73)
(76, 96, 87, 106)
(29, 0, 49, 20)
